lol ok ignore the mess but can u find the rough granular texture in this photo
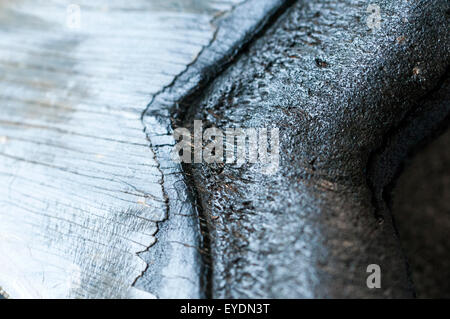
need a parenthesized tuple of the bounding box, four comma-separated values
(180, 0, 450, 298)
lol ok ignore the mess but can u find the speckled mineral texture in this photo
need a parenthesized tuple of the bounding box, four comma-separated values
(178, 0, 450, 298)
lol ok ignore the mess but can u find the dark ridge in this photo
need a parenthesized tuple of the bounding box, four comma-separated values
(140, 0, 298, 297)
(180, 163, 214, 298)
(173, 0, 298, 298)
(171, 0, 297, 125)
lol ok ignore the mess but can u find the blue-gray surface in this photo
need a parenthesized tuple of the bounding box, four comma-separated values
(0, 0, 288, 299)
(1, 0, 449, 299)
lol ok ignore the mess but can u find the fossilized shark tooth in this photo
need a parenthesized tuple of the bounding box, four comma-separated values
(2, 0, 448, 300)
(0, 0, 290, 299)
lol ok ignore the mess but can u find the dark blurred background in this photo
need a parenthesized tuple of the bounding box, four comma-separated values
(394, 126, 450, 298)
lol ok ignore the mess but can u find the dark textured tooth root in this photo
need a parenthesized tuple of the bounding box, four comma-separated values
(175, 0, 450, 298)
